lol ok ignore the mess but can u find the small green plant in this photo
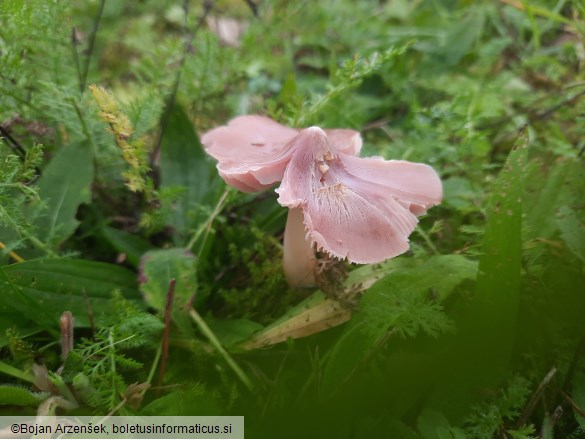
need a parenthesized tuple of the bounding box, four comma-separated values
(462, 376, 534, 438)
(64, 294, 163, 412)
(0, 144, 44, 255)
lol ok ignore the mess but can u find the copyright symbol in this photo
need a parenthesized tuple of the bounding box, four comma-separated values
(11, 424, 19, 434)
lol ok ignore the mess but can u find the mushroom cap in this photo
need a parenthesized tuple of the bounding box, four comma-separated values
(201, 115, 298, 192)
(276, 128, 442, 264)
(201, 115, 442, 265)
(324, 128, 362, 157)
(201, 116, 363, 192)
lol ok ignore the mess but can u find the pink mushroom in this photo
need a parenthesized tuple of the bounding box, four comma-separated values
(201, 116, 442, 288)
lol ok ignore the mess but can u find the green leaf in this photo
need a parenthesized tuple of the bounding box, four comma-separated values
(159, 105, 216, 245)
(440, 9, 485, 65)
(0, 259, 140, 329)
(511, 1, 571, 24)
(29, 142, 93, 247)
(423, 134, 528, 416)
(524, 158, 583, 240)
(556, 206, 585, 264)
(459, 134, 527, 382)
(139, 385, 221, 416)
(0, 385, 48, 407)
(442, 176, 478, 211)
(139, 248, 197, 314)
(417, 408, 466, 439)
(0, 265, 56, 331)
(0, 313, 40, 347)
(101, 226, 154, 267)
(207, 318, 264, 348)
(0, 361, 34, 384)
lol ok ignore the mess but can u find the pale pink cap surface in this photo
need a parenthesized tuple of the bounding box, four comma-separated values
(201, 115, 442, 266)
(201, 116, 363, 192)
(276, 127, 442, 264)
(201, 115, 298, 192)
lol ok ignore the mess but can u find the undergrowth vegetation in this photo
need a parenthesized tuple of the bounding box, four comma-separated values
(1, 0, 584, 437)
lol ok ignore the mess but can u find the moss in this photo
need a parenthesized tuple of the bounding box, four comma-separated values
(215, 227, 298, 325)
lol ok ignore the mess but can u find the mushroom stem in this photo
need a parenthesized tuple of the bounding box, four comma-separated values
(283, 207, 317, 287)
